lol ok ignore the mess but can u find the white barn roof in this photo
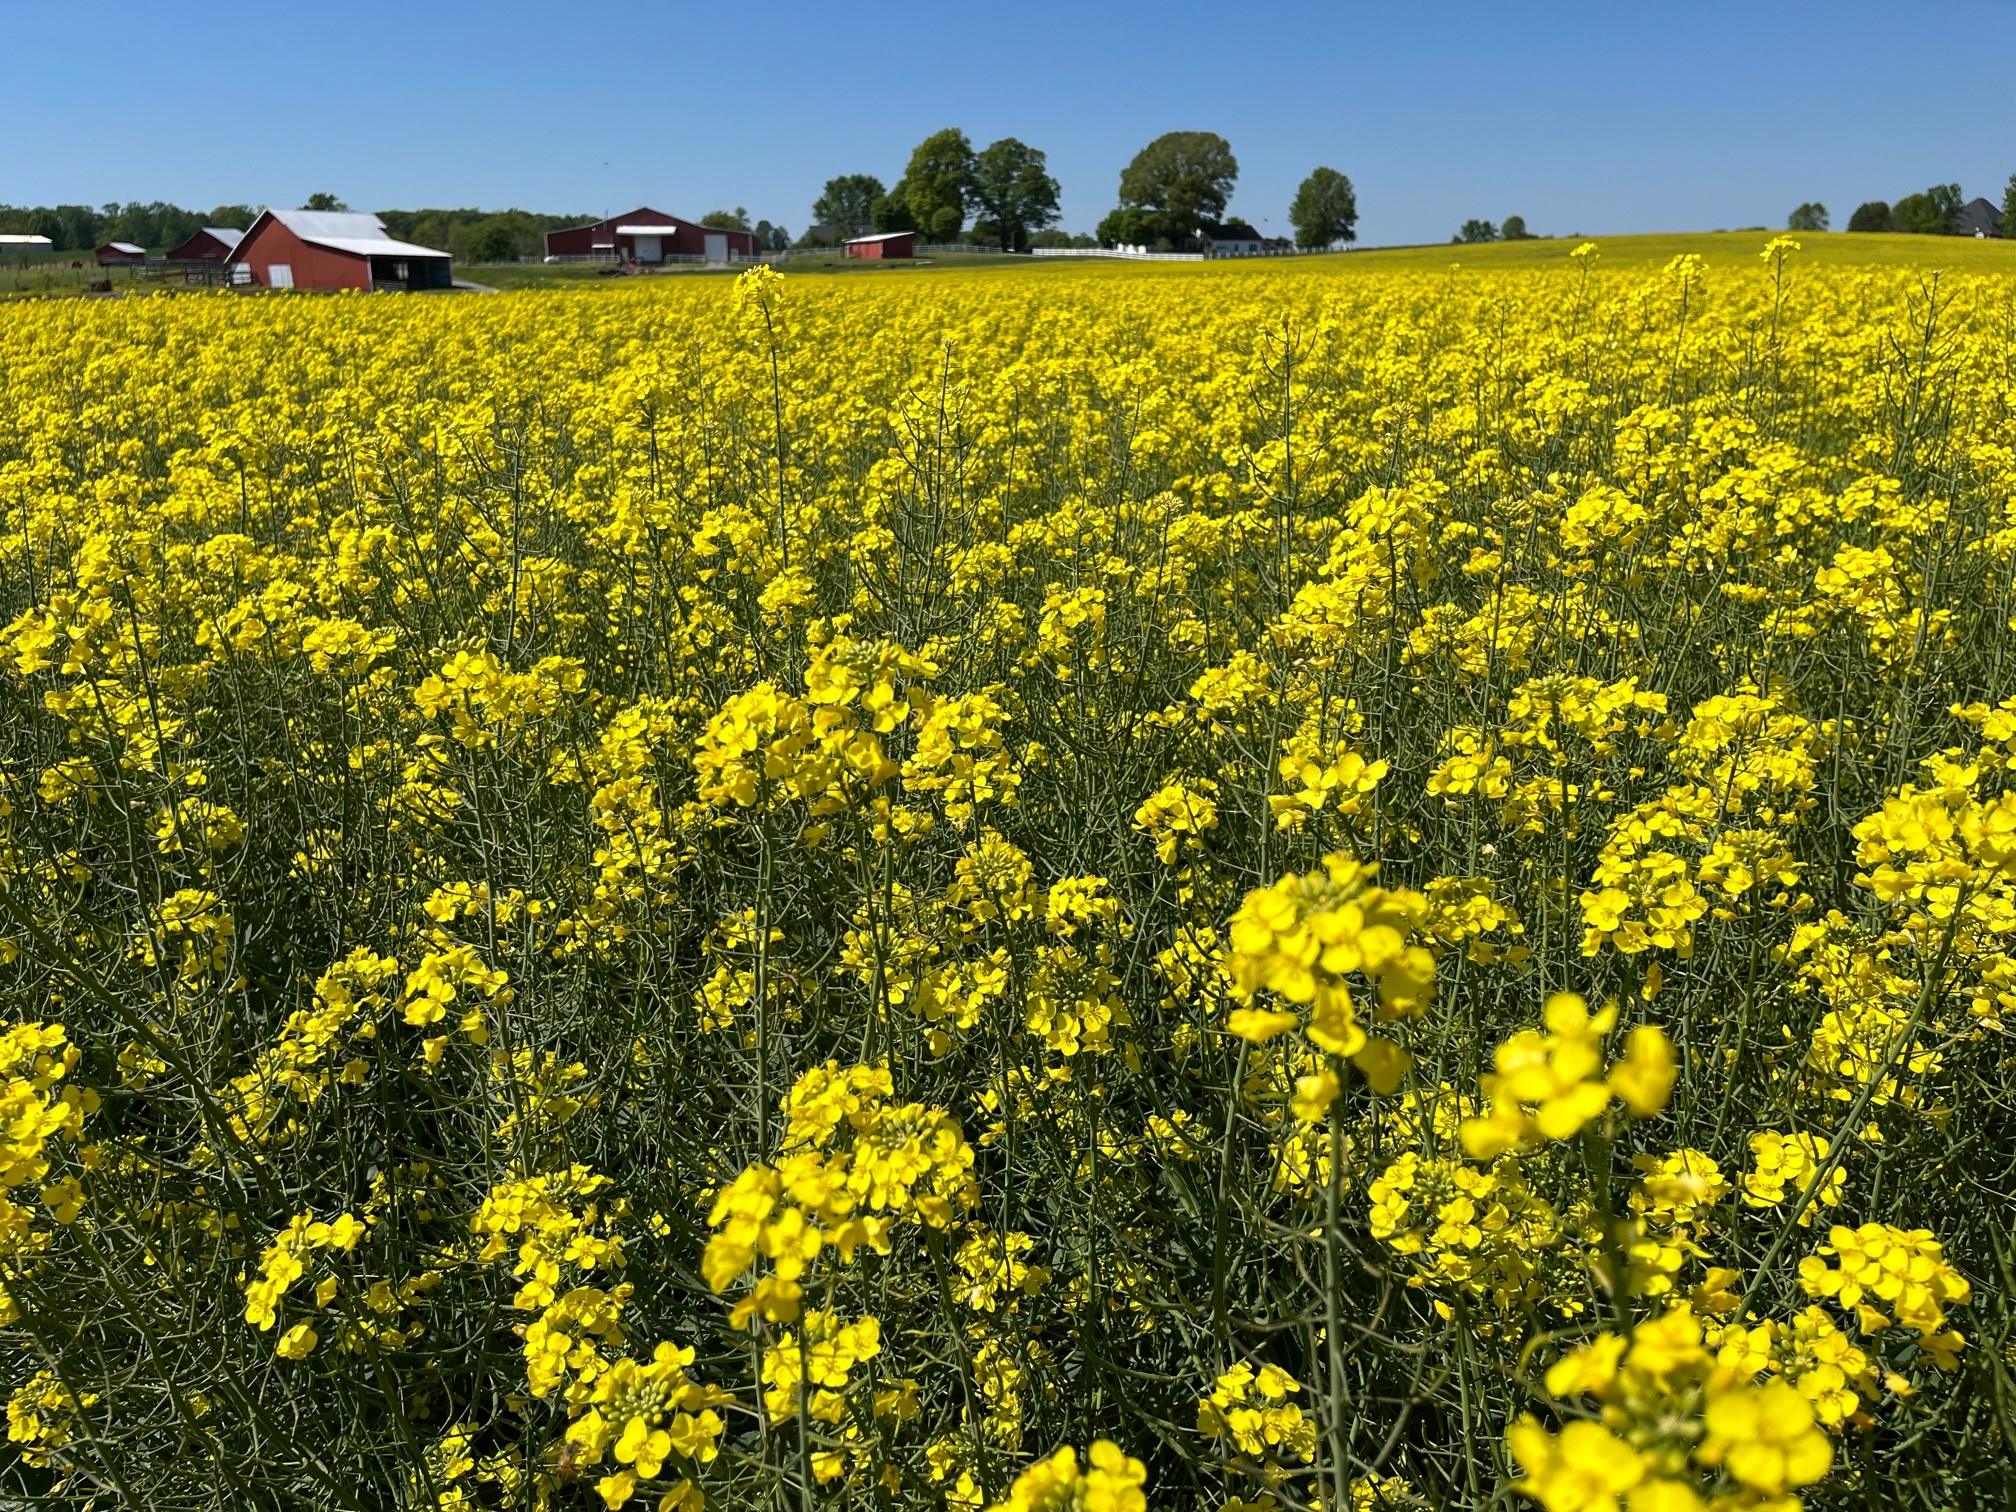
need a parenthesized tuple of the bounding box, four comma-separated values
(262, 209, 449, 259)
(105, 242, 145, 254)
(0, 234, 53, 247)
(200, 227, 244, 248)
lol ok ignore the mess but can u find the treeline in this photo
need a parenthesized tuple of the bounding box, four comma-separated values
(0, 198, 594, 261)
(0, 201, 259, 253)
(1796, 178, 2016, 235)
(805, 128, 1361, 252)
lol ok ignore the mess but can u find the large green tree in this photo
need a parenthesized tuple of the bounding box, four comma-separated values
(1113, 131, 1238, 246)
(871, 183, 918, 234)
(1846, 200, 1891, 232)
(901, 129, 976, 241)
(970, 138, 1061, 251)
(1455, 218, 1499, 244)
(810, 175, 885, 240)
(1287, 167, 1358, 250)
(700, 208, 751, 231)
(302, 192, 348, 212)
(1096, 206, 1153, 249)
(1891, 184, 1962, 234)
(2002, 175, 2016, 239)
(1786, 202, 1828, 232)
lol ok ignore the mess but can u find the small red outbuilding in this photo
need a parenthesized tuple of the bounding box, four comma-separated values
(95, 242, 146, 266)
(842, 231, 915, 260)
(544, 208, 761, 264)
(166, 227, 243, 263)
(229, 209, 453, 291)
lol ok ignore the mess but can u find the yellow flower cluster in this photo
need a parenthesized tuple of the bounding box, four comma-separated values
(984, 1439, 1148, 1512)
(1223, 853, 1434, 1095)
(704, 1063, 977, 1326)
(1518, 1306, 1833, 1511)
(1195, 1362, 1317, 1466)
(1461, 993, 1675, 1158)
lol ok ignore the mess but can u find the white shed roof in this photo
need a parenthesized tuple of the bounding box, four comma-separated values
(105, 242, 145, 254)
(0, 234, 54, 247)
(262, 209, 449, 259)
(201, 227, 244, 248)
(615, 223, 682, 235)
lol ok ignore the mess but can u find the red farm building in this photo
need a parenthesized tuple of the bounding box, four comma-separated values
(228, 209, 453, 291)
(842, 231, 915, 260)
(95, 242, 146, 266)
(166, 227, 243, 263)
(543, 208, 761, 264)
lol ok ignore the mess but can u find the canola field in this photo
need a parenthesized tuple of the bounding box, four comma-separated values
(1, 243, 2014, 1510)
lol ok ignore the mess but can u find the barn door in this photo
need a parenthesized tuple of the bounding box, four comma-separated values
(269, 265, 293, 288)
(704, 232, 729, 263)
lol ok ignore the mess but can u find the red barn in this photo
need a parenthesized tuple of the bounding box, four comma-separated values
(166, 227, 243, 263)
(95, 242, 146, 266)
(544, 208, 760, 264)
(229, 209, 453, 291)
(842, 231, 915, 260)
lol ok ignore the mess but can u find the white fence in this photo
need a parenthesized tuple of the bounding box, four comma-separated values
(1031, 247, 1205, 262)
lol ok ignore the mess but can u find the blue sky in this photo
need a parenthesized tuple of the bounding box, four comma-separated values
(13, 1, 2016, 244)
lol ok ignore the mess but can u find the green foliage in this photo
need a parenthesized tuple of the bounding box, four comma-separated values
(1847, 201, 1892, 233)
(1096, 205, 1154, 249)
(301, 193, 348, 212)
(871, 183, 918, 235)
(811, 175, 885, 241)
(1287, 167, 1359, 250)
(969, 138, 1061, 251)
(469, 221, 520, 263)
(700, 208, 752, 231)
(1891, 184, 1962, 235)
(1787, 202, 1829, 232)
(901, 128, 977, 242)
(1455, 218, 1500, 244)
(1113, 131, 1239, 246)
(1500, 214, 1532, 241)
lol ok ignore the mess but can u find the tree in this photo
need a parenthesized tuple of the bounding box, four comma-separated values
(470, 221, 520, 262)
(26, 209, 63, 245)
(1287, 167, 1358, 250)
(810, 175, 884, 240)
(56, 205, 102, 251)
(1846, 200, 1891, 232)
(871, 183, 918, 234)
(766, 224, 791, 252)
(1786, 202, 1828, 232)
(1096, 205, 1154, 249)
(700, 208, 751, 231)
(302, 192, 349, 212)
(1455, 219, 1499, 244)
(970, 138, 1061, 251)
(1113, 131, 1238, 245)
(901, 129, 976, 242)
(1891, 184, 1962, 235)
(1500, 214, 1532, 241)
(209, 204, 258, 230)
(2002, 175, 2016, 240)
